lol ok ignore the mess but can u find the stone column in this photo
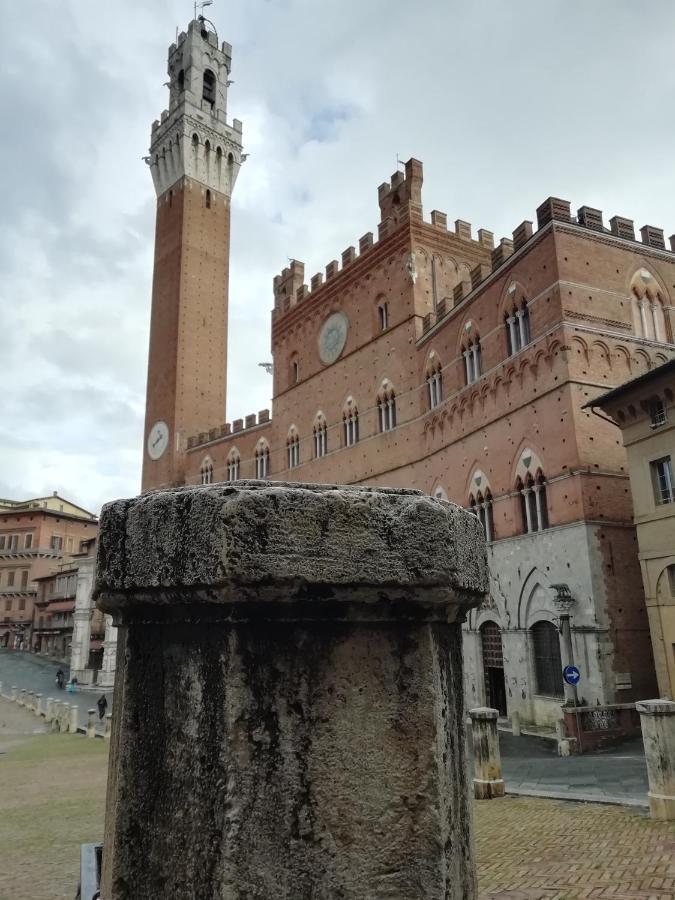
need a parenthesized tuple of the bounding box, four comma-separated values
(637, 700, 675, 820)
(35, 694, 42, 717)
(97, 615, 118, 689)
(95, 482, 488, 900)
(104, 712, 112, 741)
(45, 698, 53, 722)
(70, 705, 80, 734)
(10, 685, 17, 702)
(468, 707, 505, 800)
(86, 709, 96, 738)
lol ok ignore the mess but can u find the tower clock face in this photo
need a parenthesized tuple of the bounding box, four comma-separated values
(318, 312, 349, 365)
(147, 421, 169, 460)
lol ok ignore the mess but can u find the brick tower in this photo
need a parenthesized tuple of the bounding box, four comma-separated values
(141, 17, 243, 491)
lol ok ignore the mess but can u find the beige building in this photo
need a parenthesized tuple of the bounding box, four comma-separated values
(588, 359, 675, 699)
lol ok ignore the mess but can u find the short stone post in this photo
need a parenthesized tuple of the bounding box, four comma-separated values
(10, 685, 17, 702)
(27, 690, 35, 711)
(45, 698, 54, 722)
(51, 701, 62, 732)
(86, 708, 96, 738)
(637, 699, 675, 820)
(469, 707, 505, 799)
(511, 710, 521, 737)
(18, 689, 26, 706)
(104, 712, 112, 741)
(35, 694, 43, 716)
(0, 680, 3, 695)
(70, 705, 80, 734)
(95, 482, 488, 900)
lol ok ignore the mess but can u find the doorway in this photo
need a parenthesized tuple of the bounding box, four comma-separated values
(480, 621, 507, 716)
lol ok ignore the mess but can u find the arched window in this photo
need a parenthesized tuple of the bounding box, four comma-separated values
(517, 471, 549, 533)
(227, 451, 240, 482)
(343, 399, 359, 446)
(203, 69, 216, 105)
(505, 300, 531, 356)
(255, 443, 270, 479)
(291, 357, 300, 385)
(313, 415, 328, 458)
(378, 386, 397, 432)
(378, 302, 389, 331)
(200, 458, 213, 485)
(531, 621, 563, 697)
(630, 270, 673, 343)
(462, 337, 482, 385)
(469, 491, 495, 542)
(287, 430, 300, 469)
(426, 356, 443, 409)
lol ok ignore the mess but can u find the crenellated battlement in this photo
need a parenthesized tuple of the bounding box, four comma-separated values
(420, 194, 675, 336)
(187, 409, 272, 451)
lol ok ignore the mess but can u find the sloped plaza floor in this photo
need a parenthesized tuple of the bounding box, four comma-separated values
(1, 699, 673, 900)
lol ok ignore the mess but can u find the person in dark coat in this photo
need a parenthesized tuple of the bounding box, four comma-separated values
(97, 694, 108, 720)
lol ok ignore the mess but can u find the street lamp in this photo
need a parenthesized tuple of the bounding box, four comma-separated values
(551, 583, 577, 707)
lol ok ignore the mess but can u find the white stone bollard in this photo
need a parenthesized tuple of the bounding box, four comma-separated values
(104, 712, 112, 741)
(637, 699, 675, 821)
(51, 701, 62, 731)
(0, 680, 3, 695)
(45, 698, 54, 722)
(70, 705, 79, 734)
(27, 691, 35, 711)
(11, 685, 17, 702)
(18, 689, 26, 707)
(558, 739, 571, 757)
(59, 701, 69, 732)
(35, 694, 43, 717)
(469, 707, 505, 800)
(86, 708, 96, 739)
(511, 710, 521, 737)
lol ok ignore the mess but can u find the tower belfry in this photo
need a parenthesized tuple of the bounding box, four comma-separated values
(142, 17, 244, 491)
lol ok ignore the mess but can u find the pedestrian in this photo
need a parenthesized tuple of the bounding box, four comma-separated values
(56, 668, 65, 689)
(67, 676, 78, 694)
(97, 694, 108, 720)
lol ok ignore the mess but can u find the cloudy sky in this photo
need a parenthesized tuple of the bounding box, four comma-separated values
(1, 0, 673, 514)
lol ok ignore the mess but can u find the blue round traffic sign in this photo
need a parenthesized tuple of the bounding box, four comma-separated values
(563, 665, 581, 686)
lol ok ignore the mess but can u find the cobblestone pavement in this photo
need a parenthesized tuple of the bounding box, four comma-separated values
(475, 796, 675, 899)
(499, 732, 649, 807)
(0, 648, 113, 719)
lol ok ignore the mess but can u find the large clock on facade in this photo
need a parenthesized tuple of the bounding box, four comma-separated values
(147, 421, 169, 460)
(318, 312, 349, 365)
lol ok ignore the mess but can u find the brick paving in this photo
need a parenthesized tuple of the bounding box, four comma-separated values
(475, 796, 675, 899)
(1, 698, 674, 900)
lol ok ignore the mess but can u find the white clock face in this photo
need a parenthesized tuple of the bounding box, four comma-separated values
(147, 421, 169, 460)
(318, 312, 349, 365)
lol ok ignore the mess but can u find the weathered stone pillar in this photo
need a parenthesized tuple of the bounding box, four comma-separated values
(70, 705, 80, 734)
(35, 694, 42, 716)
(10, 685, 17, 702)
(468, 707, 504, 800)
(104, 712, 112, 741)
(86, 709, 96, 738)
(95, 482, 487, 900)
(18, 689, 26, 706)
(510, 710, 521, 737)
(45, 698, 54, 722)
(637, 699, 675, 820)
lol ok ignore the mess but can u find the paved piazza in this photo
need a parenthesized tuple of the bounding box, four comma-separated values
(1, 699, 674, 899)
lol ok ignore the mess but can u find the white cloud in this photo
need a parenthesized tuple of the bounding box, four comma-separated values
(1, 0, 673, 513)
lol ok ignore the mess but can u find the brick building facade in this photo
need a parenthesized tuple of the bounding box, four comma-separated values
(0, 493, 98, 650)
(142, 19, 675, 725)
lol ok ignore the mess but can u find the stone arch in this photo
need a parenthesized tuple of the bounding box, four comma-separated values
(517, 566, 556, 630)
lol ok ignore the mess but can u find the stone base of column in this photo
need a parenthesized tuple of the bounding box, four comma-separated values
(473, 777, 505, 800)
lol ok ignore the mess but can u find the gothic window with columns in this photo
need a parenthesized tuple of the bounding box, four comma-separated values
(255, 443, 270, 479)
(313, 414, 328, 459)
(343, 400, 359, 447)
(287, 429, 300, 469)
(200, 458, 213, 485)
(517, 471, 549, 534)
(630, 270, 672, 343)
(470, 490, 495, 542)
(462, 337, 482, 385)
(227, 451, 240, 482)
(378, 386, 397, 432)
(505, 300, 531, 356)
(426, 356, 443, 409)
